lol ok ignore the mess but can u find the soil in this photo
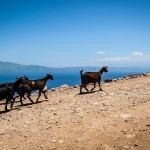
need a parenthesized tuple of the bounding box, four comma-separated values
(0, 75, 150, 150)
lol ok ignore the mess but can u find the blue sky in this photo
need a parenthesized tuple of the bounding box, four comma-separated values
(0, 0, 150, 67)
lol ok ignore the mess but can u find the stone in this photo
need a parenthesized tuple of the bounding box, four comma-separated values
(59, 140, 64, 144)
(52, 139, 57, 143)
(60, 84, 69, 88)
(104, 78, 113, 83)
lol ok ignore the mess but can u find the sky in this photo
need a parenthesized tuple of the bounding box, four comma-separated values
(0, 0, 150, 67)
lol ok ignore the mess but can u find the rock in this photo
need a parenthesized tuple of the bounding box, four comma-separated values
(126, 134, 135, 139)
(105, 83, 110, 86)
(120, 114, 131, 119)
(73, 85, 79, 88)
(51, 88, 56, 91)
(93, 102, 99, 106)
(60, 84, 69, 88)
(59, 140, 64, 144)
(113, 79, 117, 82)
(109, 93, 115, 96)
(26, 106, 32, 108)
(102, 144, 115, 150)
(12, 146, 18, 149)
(52, 139, 57, 143)
(143, 72, 148, 76)
(104, 78, 113, 83)
(146, 124, 150, 127)
(124, 76, 131, 80)
(101, 107, 108, 111)
(101, 92, 107, 96)
(118, 78, 123, 80)
(25, 121, 30, 124)
(123, 146, 129, 149)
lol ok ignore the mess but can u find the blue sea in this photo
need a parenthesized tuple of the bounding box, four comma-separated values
(0, 67, 149, 90)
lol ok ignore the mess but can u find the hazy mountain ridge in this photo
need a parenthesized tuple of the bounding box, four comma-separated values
(0, 61, 150, 74)
(0, 61, 50, 73)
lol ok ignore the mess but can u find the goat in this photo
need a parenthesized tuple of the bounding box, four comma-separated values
(80, 66, 108, 94)
(0, 76, 38, 111)
(0, 77, 26, 111)
(22, 74, 53, 103)
(14, 82, 34, 106)
(0, 83, 14, 111)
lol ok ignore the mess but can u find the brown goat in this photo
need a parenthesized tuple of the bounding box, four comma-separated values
(80, 66, 108, 94)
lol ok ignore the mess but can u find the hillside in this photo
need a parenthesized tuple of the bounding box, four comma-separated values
(0, 61, 50, 73)
(0, 75, 150, 150)
(0, 61, 150, 74)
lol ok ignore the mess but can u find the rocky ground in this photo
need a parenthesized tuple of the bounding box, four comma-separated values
(0, 75, 150, 150)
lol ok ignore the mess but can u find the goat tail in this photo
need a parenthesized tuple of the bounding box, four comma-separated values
(80, 70, 83, 77)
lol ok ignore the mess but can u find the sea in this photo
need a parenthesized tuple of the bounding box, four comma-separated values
(0, 67, 150, 90)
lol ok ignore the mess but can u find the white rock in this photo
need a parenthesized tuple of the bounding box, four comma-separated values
(60, 84, 69, 88)
(59, 140, 64, 144)
(52, 139, 57, 143)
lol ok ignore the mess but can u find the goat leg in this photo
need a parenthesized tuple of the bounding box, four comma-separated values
(27, 96, 34, 103)
(98, 82, 102, 91)
(5, 98, 9, 111)
(84, 85, 89, 92)
(27, 91, 34, 103)
(91, 83, 96, 91)
(10, 97, 15, 109)
(20, 96, 24, 105)
(80, 84, 83, 94)
(23, 96, 26, 99)
(36, 90, 41, 103)
(42, 91, 48, 99)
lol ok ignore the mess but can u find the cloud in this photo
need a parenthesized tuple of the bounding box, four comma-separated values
(92, 51, 150, 65)
(96, 56, 130, 62)
(97, 51, 105, 55)
(131, 51, 144, 57)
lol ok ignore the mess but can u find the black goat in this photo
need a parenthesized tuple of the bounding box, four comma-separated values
(22, 74, 53, 102)
(80, 66, 108, 94)
(15, 82, 34, 106)
(0, 83, 14, 111)
(0, 77, 26, 111)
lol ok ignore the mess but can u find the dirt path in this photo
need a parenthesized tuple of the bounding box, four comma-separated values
(0, 75, 150, 150)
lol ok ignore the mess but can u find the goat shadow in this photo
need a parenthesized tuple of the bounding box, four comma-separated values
(76, 89, 106, 96)
(76, 90, 99, 95)
(0, 99, 49, 114)
(0, 109, 11, 114)
(17, 99, 48, 106)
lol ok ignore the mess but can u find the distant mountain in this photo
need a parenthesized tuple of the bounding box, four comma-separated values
(0, 61, 102, 74)
(0, 61, 150, 75)
(0, 61, 51, 74)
